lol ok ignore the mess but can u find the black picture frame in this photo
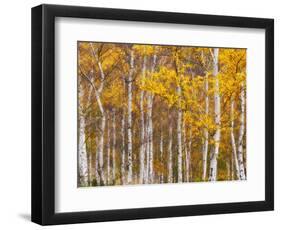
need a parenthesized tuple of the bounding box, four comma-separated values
(31, 4, 274, 225)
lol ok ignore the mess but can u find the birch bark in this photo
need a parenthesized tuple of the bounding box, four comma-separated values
(147, 94, 154, 183)
(88, 43, 106, 184)
(147, 54, 157, 183)
(98, 115, 106, 185)
(160, 130, 164, 183)
(87, 150, 92, 185)
(183, 125, 188, 182)
(139, 55, 147, 184)
(188, 128, 192, 181)
(237, 82, 246, 180)
(145, 117, 149, 184)
(78, 113, 88, 186)
(121, 104, 126, 185)
(185, 127, 192, 182)
(209, 48, 221, 181)
(127, 50, 134, 184)
(106, 113, 111, 185)
(230, 98, 240, 180)
(112, 108, 116, 183)
(95, 135, 100, 185)
(177, 85, 183, 183)
(202, 73, 209, 181)
(168, 119, 173, 183)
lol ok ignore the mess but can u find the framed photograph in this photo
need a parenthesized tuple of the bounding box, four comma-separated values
(31, 4, 274, 225)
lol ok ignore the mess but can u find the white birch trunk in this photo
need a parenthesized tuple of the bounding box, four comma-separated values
(112, 109, 116, 183)
(78, 113, 88, 186)
(88, 45, 107, 185)
(230, 98, 240, 180)
(231, 153, 234, 180)
(184, 127, 192, 182)
(121, 105, 126, 185)
(147, 54, 157, 184)
(95, 135, 100, 185)
(209, 48, 221, 181)
(160, 130, 164, 183)
(90, 79, 106, 185)
(177, 86, 183, 183)
(237, 82, 246, 180)
(106, 114, 111, 185)
(145, 116, 150, 184)
(87, 150, 92, 185)
(183, 125, 188, 182)
(85, 84, 94, 185)
(168, 118, 173, 183)
(139, 55, 147, 184)
(146, 94, 154, 183)
(127, 50, 134, 184)
(98, 114, 106, 185)
(187, 129, 192, 182)
(202, 73, 209, 181)
(77, 78, 88, 186)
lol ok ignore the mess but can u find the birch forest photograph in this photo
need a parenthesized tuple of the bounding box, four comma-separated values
(78, 41, 247, 187)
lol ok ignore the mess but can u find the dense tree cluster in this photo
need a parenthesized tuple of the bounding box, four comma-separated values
(78, 42, 246, 187)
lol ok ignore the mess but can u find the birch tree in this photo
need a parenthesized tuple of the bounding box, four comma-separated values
(168, 113, 173, 183)
(112, 108, 116, 183)
(177, 88, 183, 183)
(230, 98, 240, 179)
(183, 124, 189, 182)
(209, 48, 221, 181)
(106, 113, 111, 184)
(121, 102, 126, 184)
(202, 72, 209, 181)
(237, 82, 246, 180)
(139, 55, 147, 184)
(127, 49, 134, 184)
(159, 129, 164, 183)
(78, 107, 88, 186)
(175, 51, 183, 183)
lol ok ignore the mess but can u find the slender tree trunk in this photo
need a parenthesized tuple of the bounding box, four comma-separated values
(230, 98, 240, 180)
(160, 130, 164, 183)
(127, 50, 134, 184)
(78, 78, 89, 186)
(183, 124, 188, 182)
(87, 150, 92, 186)
(209, 48, 221, 181)
(121, 105, 126, 185)
(95, 135, 100, 185)
(78, 113, 88, 186)
(147, 54, 157, 184)
(98, 114, 106, 185)
(185, 127, 192, 182)
(168, 114, 173, 183)
(177, 86, 183, 183)
(91, 82, 106, 185)
(231, 150, 234, 180)
(145, 116, 149, 184)
(87, 45, 107, 185)
(112, 108, 116, 183)
(202, 73, 209, 181)
(139, 55, 147, 184)
(237, 82, 246, 180)
(147, 94, 154, 183)
(106, 113, 111, 185)
(85, 80, 94, 186)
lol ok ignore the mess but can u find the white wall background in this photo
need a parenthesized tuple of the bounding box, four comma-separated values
(0, 0, 278, 228)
